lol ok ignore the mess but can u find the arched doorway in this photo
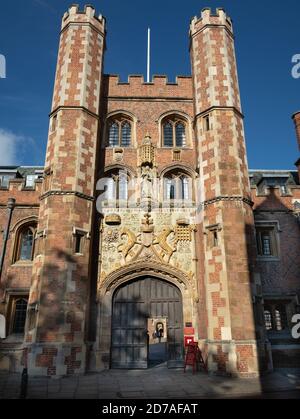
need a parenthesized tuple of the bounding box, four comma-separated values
(111, 277, 184, 369)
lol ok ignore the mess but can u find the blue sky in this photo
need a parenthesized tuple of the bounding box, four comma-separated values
(0, 0, 299, 169)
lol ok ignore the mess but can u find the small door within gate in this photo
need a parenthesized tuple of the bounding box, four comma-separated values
(111, 277, 184, 369)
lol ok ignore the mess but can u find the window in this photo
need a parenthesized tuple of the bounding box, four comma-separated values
(108, 122, 119, 147)
(107, 116, 132, 147)
(25, 175, 39, 188)
(121, 122, 131, 147)
(105, 170, 129, 202)
(165, 178, 175, 200)
(162, 117, 188, 148)
(74, 231, 85, 254)
(256, 227, 278, 258)
(0, 174, 15, 188)
(163, 123, 173, 147)
(264, 303, 288, 332)
(12, 299, 28, 334)
(206, 224, 221, 249)
(15, 224, 36, 262)
(264, 310, 273, 331)
(164, 172, 191, 201)
(204, 115, 210, 132)
(8, 297, 28, 335)
(213, 231, 219, 247)
(51, 115, 57, 132)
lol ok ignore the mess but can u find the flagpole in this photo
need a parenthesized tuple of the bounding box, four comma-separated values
(147, 28, 151, 83)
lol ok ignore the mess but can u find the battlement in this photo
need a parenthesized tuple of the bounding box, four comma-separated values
(0, 179, 42, 207)
(105, 74, 193, 99)
(190, 7, 233, 36)
(292, 111, 300, 121)
(62, 4, 106, 34)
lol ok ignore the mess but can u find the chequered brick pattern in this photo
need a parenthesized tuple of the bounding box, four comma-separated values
(191, 9, 258, 376)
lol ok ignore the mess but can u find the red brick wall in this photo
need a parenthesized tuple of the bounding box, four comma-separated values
(252, 186, 300, 295)
(0, 181, 41, 310)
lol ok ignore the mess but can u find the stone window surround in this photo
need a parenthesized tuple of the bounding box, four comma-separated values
(72, 227, 90, 255)
(104, 112, 136, 149)
(1, 288, 30, 339)
(263, 294, 299, 332)
(11, 222, 37, 265)
(255, 220, 281, 261)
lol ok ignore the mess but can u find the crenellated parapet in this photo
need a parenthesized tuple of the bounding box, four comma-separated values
(61, 4, 105, 34)
(105, 74, 193, 99)
(51, 4, 105, 114)
(0, 182, 42, 208)
(190, 8, 233, 38)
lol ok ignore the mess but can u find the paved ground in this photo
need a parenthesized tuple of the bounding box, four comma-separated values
(1, 365, 300, 399)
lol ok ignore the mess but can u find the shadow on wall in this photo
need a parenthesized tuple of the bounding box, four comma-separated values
(25, 248, 88, 375)
(247, 187, 300, 382)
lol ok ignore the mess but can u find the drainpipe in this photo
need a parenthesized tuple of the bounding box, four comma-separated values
(0, 198, 16, 280)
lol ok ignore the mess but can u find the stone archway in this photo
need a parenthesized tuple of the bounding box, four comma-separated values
(111, 276, 184, 369)
(93, 262, 196, 371)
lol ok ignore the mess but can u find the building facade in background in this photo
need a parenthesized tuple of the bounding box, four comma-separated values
(0, 5, 299, 377)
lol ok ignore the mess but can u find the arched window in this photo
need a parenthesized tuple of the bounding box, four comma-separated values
(163, 123, 173, 147)
(12, 298, 28, 334)
(14, 224, 37, 262)
(108, 122, 119, 147)
(107, 116, 133, 147)
(162, 116, 188, 148)
(164, 171, 192, 201)
(121, 122, 131, 147)
(164, 178, 176, 200)
(175, 123, 186, 147)
(105, 170, 129, 202)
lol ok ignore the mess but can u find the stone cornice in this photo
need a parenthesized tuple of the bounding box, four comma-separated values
(40, 190, 95, 202)
(190, 23, 234, 42)
(195, 106, 244, 120)
(106, 96, 193, 103)
(61, 21, 105, 38)
(49, 106, 99, 120)
(202, 196, 254, 208)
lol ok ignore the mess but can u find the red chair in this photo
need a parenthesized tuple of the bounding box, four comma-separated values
(184, 342, 207, 374)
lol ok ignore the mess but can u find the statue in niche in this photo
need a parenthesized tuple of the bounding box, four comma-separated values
(141, 165, 154, 199)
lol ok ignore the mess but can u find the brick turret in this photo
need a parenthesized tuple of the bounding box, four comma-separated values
(26, 5, 106, 376)
(190, 8, 259, 376)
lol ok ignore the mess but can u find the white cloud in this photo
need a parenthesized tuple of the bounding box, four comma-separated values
(0, 129, 19, 165)
(0, 128, 39, 166)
